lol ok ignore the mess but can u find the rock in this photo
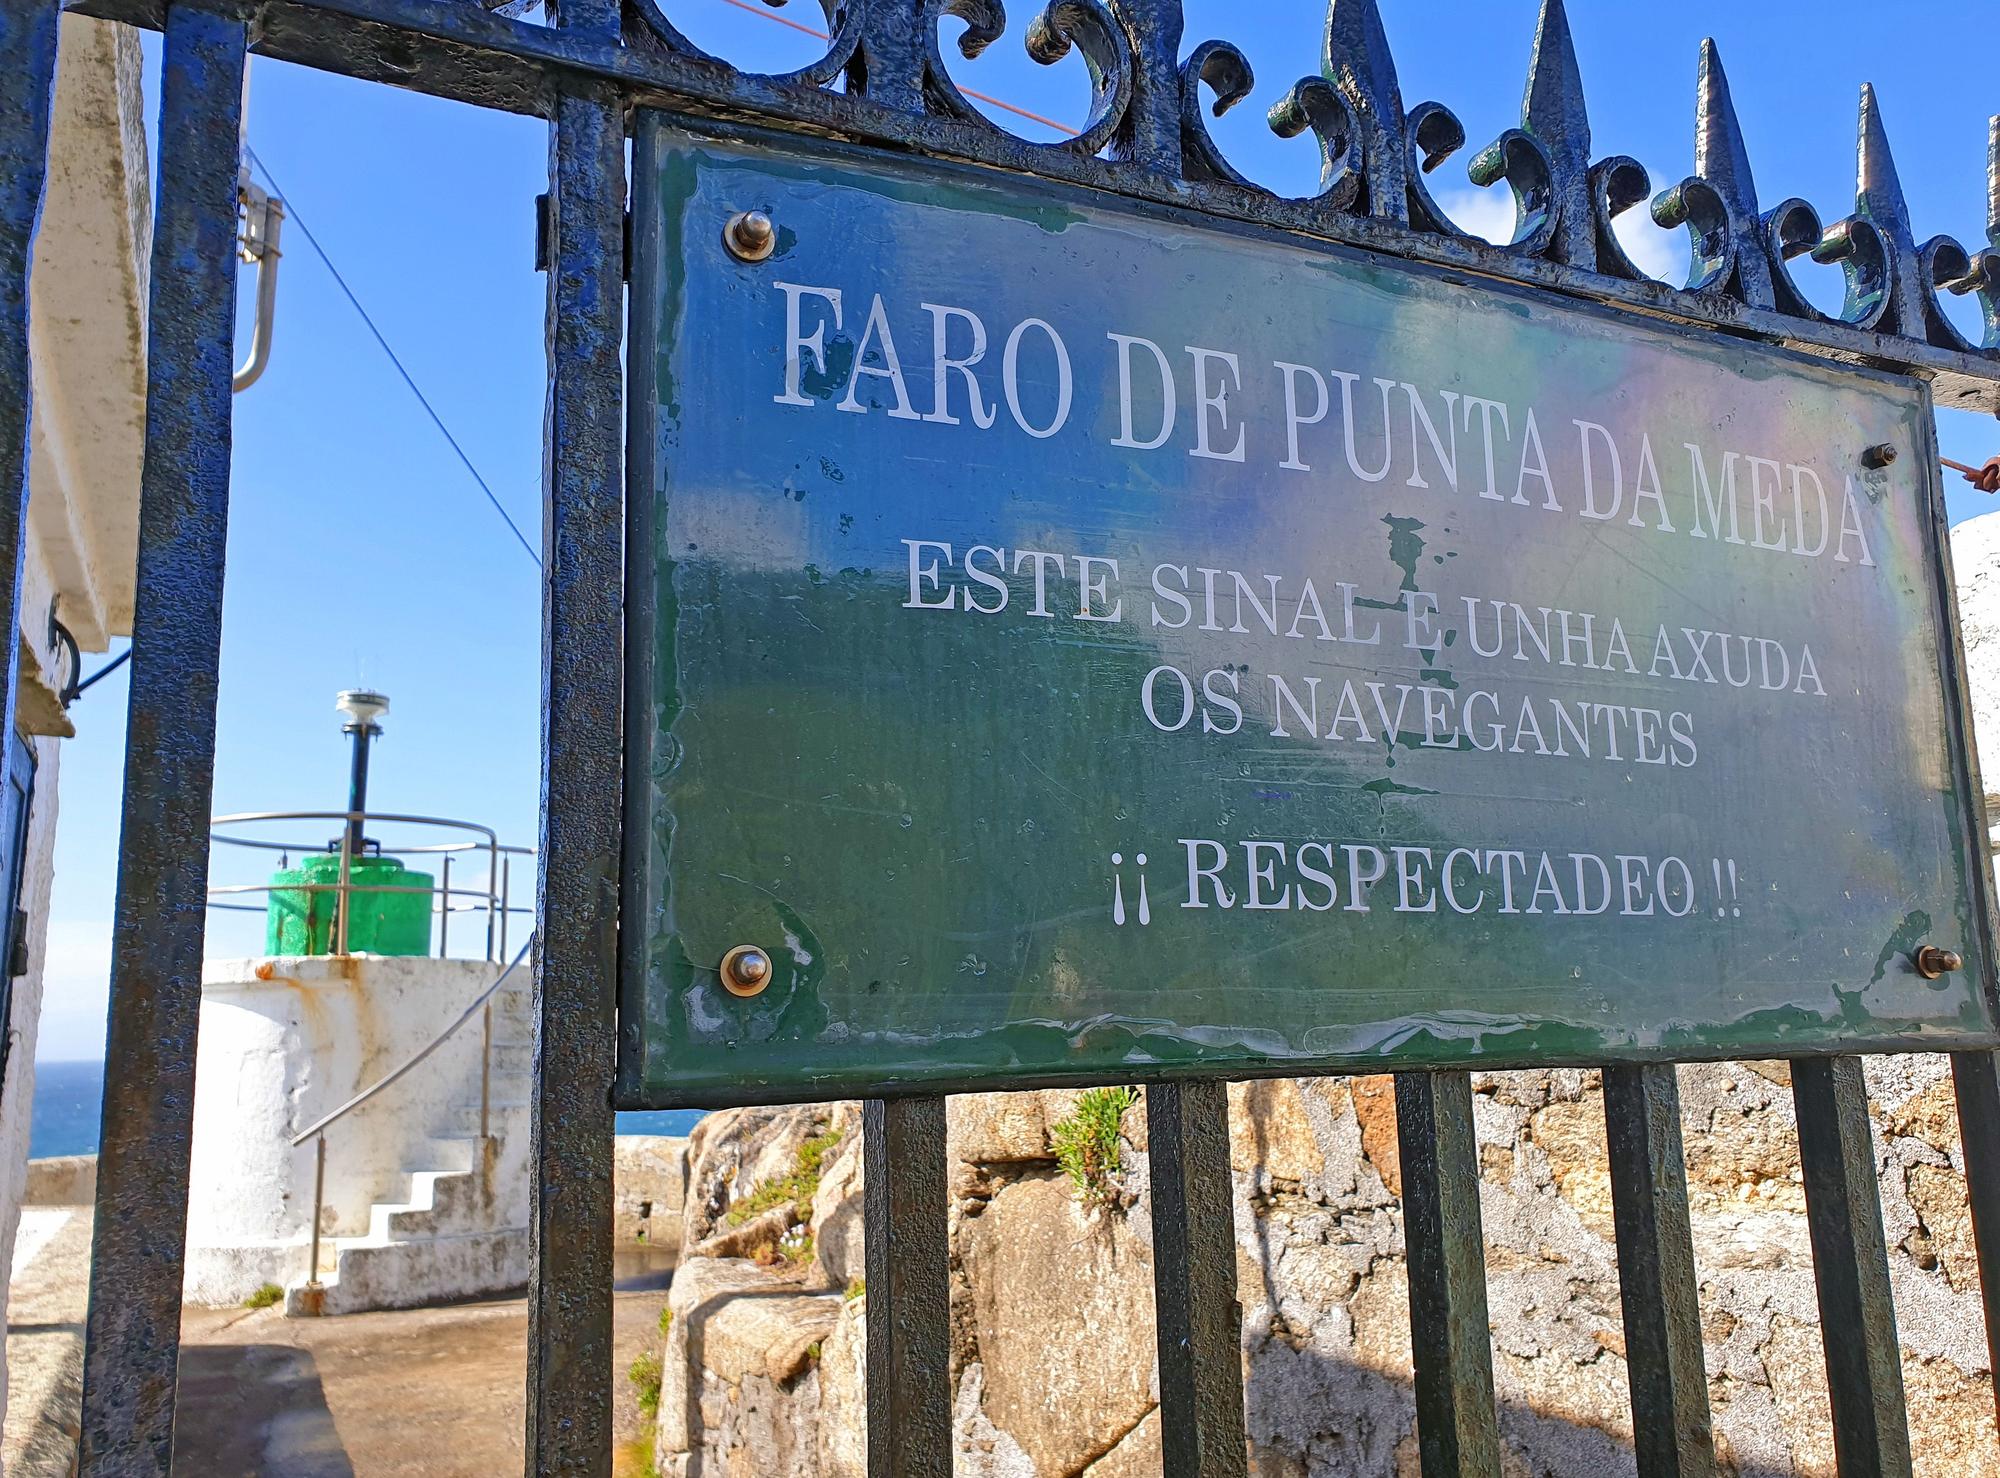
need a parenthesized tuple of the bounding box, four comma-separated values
(613, 1135, 687, 1248)
(1350, 1075, 1401, 1196)
(1525, 1096, 1616, 1242)
(685, 1103, 853, 1244)
(949, 1088, 1150, 1169)
(688, 1203, 798, 1264)
(681, 1256, 837, 1386)
(811, 1133, 865, 1292)
(949, 1092, 1058, 1164)
(956, 1171, 1157, 1475)
(953, 1363, 1037, 1478)
(817, 1296, 868, 1478)
(657, 1255, 842, 1475)
(1080, 1408, 1161, 1477)
(1228, 1080, 1320, 1187)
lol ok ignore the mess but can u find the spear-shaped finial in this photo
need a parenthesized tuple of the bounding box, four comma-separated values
(1693, 40, 1754, 207)
(1683, 38, 1774, 307)
(1853, 82, 1925, 337)
(1322, 0, 1407, 223)
(1856, 84, 1911, 230)
(1519, 0, 1592, 267)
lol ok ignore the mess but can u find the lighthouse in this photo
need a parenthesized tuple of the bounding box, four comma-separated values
(180, 691, 534, 1314)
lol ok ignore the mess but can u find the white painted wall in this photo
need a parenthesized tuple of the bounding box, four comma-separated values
(183, 954, 512, 1304)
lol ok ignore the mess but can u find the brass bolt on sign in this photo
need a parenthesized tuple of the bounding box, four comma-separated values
(720, 944, 773, 997)
(1913, 944, 1963, 979)
(723, 210, 775, 263)
(1862, 442, 1899, 469)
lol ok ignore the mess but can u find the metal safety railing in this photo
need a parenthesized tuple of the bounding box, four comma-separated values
(205, 809, 532, 961)
(288, 933, 534, 1307)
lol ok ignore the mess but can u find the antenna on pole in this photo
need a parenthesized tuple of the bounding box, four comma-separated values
(335, 688, 389, 860)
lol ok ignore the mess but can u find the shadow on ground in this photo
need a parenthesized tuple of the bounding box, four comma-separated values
(173, 1344, 353, 1478)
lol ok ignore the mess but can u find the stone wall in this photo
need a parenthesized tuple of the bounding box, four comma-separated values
(616, 1135, 690, 1249)
(653, 1064, 1997, 1478)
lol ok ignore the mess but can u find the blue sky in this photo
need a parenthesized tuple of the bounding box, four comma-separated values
(34, 0, 2000, 1059)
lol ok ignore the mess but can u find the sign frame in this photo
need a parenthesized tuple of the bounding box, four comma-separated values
(615, 112, 2000, 1111)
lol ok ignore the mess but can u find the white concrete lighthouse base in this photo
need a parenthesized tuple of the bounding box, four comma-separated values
(183, 954, 530, 1313)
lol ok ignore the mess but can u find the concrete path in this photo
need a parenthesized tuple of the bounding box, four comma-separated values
(171, 1265, 672, 1477)
(3, 1205, 93, 1476)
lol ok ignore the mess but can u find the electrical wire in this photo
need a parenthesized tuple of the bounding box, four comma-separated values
(244, 9, 1074, 575)
(242, 144, 543, 571)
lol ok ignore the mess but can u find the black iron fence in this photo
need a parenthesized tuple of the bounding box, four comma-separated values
(5, 0, 1999, 1474)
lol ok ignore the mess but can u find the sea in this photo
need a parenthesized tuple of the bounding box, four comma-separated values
(28, 1059, 704, 1159)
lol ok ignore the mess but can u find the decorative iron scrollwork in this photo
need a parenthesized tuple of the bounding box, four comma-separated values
(603, 0, 1999, 371)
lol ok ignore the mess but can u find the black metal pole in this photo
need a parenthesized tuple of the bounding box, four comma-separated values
(343, 719, 374, 856)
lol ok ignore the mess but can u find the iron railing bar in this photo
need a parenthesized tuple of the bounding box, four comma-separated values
(289, 935, 532, 1147)
(864, 1096, 952, 1477)
(525, 48, 624, 1475)
(1950, 1050, 2000, 1417)
(210, 807, 502, 844)
(485, 833, 498, 959)
(207, 880, 442, 896)
(1396, 1070, 1504, 1478)
(79, 8, 246, 1471)
(333, 825, 353, 953)
(208, 835, 536, 855)
(1147, 1080, 1248, 1478)
(1794, 1056, 1915, 1478)
(1602, 1063, 1718, 1478)
(481, 1001, 493, 1139)
(307, 1131, 326, 1281)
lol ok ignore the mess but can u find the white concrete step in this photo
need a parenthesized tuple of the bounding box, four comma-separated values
(369, 1168, 496, 1242)
(286, 1226, 527, 1317)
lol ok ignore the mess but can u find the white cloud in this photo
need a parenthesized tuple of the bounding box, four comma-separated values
(1435, 183, 1688, 286)
(1611, 205, 1689, 286)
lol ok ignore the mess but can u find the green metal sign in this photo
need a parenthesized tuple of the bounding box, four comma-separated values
(619, 123, 2000, 1107)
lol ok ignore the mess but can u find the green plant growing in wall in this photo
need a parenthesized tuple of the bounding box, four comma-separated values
(629, 1347, 664, 1421)
(724, 1125, 843, 1227)
(1052, 1086, 1139, 1209)
(243, 1282, 284, 1311)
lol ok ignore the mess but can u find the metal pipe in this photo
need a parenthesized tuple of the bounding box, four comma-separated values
(342, 723, 373, 861)
(307, 1132, 326, 1290)
(439, 853, 451, 957)
(480, 1002, 492, 1141)
(333, 824, 352, 956)
(484, 835, 498, 961)
(231, 185, 283, 393)
(499, 856, 510, 960)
